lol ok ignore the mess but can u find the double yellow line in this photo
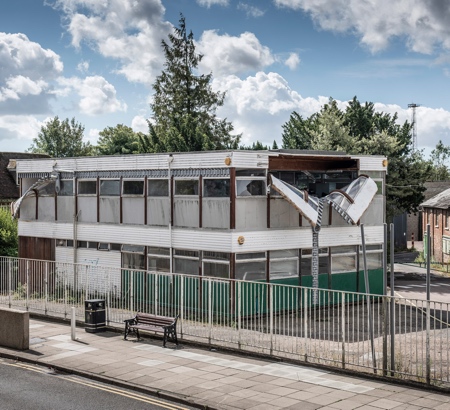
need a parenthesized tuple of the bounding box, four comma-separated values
(4, 362, 190, 410)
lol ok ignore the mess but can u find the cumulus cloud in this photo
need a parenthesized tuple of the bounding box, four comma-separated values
(237, 3, 265, 18)
(197, 31, 275, 76)
(57, 75, 127, 115)
(131, 115, 149, 133)
(197, 0, 229, 7)
(0, 32, 63, 115)
(77, 60, 89, 73)
(0, 115, 43, 145)
(53, 0, 172, 86)
(274, 0, 450, 54)
(285, 52, 300, 70)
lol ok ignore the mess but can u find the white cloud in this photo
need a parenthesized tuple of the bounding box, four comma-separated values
(237, 3, 265, 18)
(77, 60, 89, 73)
(197, 0, 229, 7)
(131, 115, 148, 133)
(0, 33, 63, 115)
(87, 128, 101, 144)
(0, 115, 43, 144)
(274, 0, 450, 54)
(197, 31, 275, 76)
(285, 52, 300, 70)
(53, 0, 172, 86)
(57, 75, 127, 115)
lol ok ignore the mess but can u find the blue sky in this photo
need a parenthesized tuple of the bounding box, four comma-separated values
(1, 0, 450, 154)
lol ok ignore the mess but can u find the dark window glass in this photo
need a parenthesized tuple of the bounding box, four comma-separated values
(98, 243, 109, 251)
(236, 252, 265, 260)
(148, 257, 170, 272)
(235, 261, 266, 281)
(204, 179, 230, 197)
(59, 180, 73, 196)
(123, 180, 144, 195)
(77, 241, 88, 248)
(204, 262, 229, 278)
(236, 169, 265, 177)
(236, 179, 265, 196)
(122, 244, 145, 253)
(56, 239, 66, 247)
(203, 251, 230, 261)
(67, 240, 74, 247)
(175, 180, 198, 195)
(88, 242, 98, 249)
(174, 258, 198, 275)
(78, 180, 97, 195)
(110, 243, 121, 251)
(174, 249, 199, 258)
(100, 180, 120, 196)
(148, 247, 170, 256)
(122, 253, 145, 270)
(39, 181, 55, 196)
(148, 180, 169, 197)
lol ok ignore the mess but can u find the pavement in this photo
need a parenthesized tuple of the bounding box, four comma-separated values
(1, 315, 450, 410)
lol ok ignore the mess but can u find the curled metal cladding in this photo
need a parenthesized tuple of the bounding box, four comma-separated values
(11, 174, 58, 219)
(269, 174, 378, 228)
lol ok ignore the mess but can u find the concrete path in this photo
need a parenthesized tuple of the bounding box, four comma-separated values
(1, 317, 450, 410)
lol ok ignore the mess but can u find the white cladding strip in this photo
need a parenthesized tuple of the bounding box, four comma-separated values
(352, 156, 387, 172)
(231, 225, 383, 252)
(19, 221, 384, 253)
(16, 151, 268, 174)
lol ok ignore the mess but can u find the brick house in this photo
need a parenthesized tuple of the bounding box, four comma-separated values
(420, 187, 450, 263)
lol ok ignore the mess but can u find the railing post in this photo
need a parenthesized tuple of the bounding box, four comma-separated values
(26, 260, 29, 311)
(237, 281, 242, 349)
(269, 284, 274, 355)
(303, 288, 308, 360)
(155, 274, 159, 316)
(180, 275, 184, 339)
(45, 262, 49, 315)
(130, 271, 135, 313)
(426, 300, 431, 385)
(8, 258, 12, 308)
(208, 278, 212, 345)
(341, 292, 345, 369)
(106, 268, 110, 326)
(390, 223, 395, 376)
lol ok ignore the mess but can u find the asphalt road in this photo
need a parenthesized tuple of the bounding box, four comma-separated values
(0, 359, 195, 410)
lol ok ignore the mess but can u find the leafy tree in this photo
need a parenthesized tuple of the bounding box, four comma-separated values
(240, 140, 270, 150)
(281, 97, 432, 220)
(96, 124, 142, 155)
(429, 140, 450, 181)
(272, 140, 279, 149)
(0, 207, 18, 257)
(28, 117, 92, 157)
(145, 15, 240, 153)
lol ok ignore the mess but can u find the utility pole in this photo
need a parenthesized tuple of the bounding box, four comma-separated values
(408, 103, 420, 151)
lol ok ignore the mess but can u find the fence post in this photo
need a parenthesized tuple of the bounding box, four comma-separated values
(106, 268, 110, 326)
(426, 224, 431, 385)
(269, 284, 274, 355)
(390, 223, 395, 376)
(341, 292, 345, 369)
(45, 262, 49, 315)
(303, 288, 308, 360)
(180, 275, 184, 339)
(237, 281, 242, 350)
(208, 278, 212, 345)
(155, 273, 159, 316)
(8, 258, 12, 308)
(130, 271, 135, 314)
(26, 260, 29, 311)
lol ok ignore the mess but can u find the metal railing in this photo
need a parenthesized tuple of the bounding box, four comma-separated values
(0, 256, 449, 388)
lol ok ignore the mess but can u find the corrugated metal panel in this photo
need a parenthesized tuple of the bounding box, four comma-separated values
(55, 246, 73, 264)
(231, 151, 270, 169)
(20, 221, 384, 254)
(353, 155, 387, 172)
(77, 249, 121, 267)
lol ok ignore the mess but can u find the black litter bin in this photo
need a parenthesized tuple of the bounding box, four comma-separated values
(85, 299, 106, 333)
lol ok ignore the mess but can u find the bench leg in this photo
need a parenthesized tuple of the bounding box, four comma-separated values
(124, 323, 129, 340)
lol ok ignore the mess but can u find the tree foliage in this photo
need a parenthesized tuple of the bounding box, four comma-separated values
(429, 140, 450, 181)
(281, 97, 432, 220)
(144, 15, 240, 153)
(96, 124, 143, 156)
(29, 117, 92, 157)
(0, 207, 17, 257)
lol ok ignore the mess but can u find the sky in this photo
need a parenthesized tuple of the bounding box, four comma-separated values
(2, 0, 450, 156)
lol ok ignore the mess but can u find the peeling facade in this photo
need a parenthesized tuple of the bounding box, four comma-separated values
(13, 149, 387, 294)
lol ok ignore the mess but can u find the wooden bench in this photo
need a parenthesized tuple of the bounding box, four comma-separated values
(124, 313, 179, 347)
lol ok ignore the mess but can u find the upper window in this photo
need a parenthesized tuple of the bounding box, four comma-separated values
(236, 179, 266, 197)
(175, 180, 198, 196)
(78, 180, 97, 195)
(59, 180, 73, 196)
(148, 179, 169, 197)
(123, 180, 144, 196)
(100, 180, 120, 196)
(204, 179, 230, 198)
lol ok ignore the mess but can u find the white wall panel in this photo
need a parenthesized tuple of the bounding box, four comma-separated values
(353, 155, 387, 172)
